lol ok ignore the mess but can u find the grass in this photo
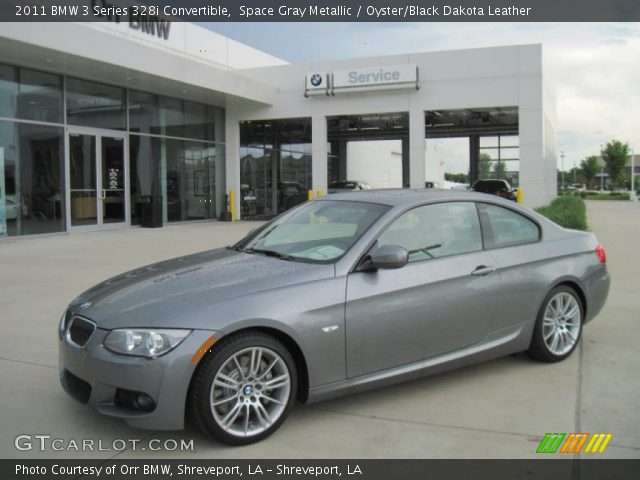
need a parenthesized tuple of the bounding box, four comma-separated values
(535, 195, 588, 231)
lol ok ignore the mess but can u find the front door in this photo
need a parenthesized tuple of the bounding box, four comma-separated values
(66, 129, 128, 230)
(345, 201, 501, 378)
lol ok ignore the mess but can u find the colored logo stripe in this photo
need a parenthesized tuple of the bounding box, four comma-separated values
(584, 433, 613, 453)
(537, 433, 613, 454)
(560, 433, 589, 453)
(537, 433, 566, 453)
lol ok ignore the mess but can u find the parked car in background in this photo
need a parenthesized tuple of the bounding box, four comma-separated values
(4, 194, 28, 220)
(327, 180, 370, 193)
(59, 190, 610, 445)
(471, 179, 516, 201)
(567, 183, 586, 192)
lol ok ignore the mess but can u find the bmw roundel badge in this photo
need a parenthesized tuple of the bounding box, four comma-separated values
(78, 301, 92, 311)
(310, 74, 323, 87)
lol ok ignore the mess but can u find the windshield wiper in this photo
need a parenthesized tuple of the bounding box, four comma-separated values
(246, 248, 296, 261)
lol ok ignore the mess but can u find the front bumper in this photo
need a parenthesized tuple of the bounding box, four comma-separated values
(59, 325, 219, 430)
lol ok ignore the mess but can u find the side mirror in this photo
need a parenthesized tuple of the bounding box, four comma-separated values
(360, 244, 408, 271)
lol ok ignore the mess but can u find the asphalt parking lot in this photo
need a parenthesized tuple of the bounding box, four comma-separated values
(1, 201, 638, 459)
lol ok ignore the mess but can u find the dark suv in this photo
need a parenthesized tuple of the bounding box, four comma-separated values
(471, 179, 516, 201)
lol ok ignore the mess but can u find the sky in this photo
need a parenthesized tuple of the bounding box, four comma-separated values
(205, 22, 639, 173)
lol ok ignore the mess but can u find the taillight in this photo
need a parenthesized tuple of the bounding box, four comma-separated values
(595, 244, 607, 264)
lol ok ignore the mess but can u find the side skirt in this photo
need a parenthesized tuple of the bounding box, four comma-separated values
(306, 320, 535, 404)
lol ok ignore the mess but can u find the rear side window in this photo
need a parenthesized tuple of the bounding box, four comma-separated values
(478, 203, 540, 248)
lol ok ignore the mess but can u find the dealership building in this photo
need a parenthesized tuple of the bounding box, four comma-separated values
(0, 21, 556, 237)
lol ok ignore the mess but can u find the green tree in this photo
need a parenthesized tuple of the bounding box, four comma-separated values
(478, 153, 492, 179)
(444, 172, 469, 184)
(580, 156, 599, 189)
(493, 161, 506, 179)
(602, 140, 629, 190)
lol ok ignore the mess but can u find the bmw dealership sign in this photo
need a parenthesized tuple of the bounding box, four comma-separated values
(305, 72, 329, 95)
(306, 64, 418, 96)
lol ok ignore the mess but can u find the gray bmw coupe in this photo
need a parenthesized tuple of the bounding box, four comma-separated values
(59, 190, 610, 444)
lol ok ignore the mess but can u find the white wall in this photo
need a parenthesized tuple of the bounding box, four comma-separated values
(346, 141, 403, 189)
(0, 22, 281, 106)
(84, 22, 287, 70)
(347, 139, 446, 187)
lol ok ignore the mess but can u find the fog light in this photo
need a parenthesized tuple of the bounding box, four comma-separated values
(135, 393, 155, 412)
(115, 388, 156, 412)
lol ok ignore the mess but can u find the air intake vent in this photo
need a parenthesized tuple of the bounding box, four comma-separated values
(67, 317, 96, 347)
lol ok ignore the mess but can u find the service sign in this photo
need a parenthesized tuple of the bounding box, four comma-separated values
(333, 64, 418, 91)
(305, 72, 329, 95)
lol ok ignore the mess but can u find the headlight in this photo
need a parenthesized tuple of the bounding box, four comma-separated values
(104, 329, 191, 358)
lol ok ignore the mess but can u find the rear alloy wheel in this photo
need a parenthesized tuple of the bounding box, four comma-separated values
(528, 286, 583, 362)
(190, 332, 297, 445)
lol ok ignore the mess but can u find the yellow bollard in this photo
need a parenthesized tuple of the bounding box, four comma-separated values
(229, 190, 236, 222)
(316, 189, 323, 199)
(308, 190, 314, 201)
(516, 187, 524, 204)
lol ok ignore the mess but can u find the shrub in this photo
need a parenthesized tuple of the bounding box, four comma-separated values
(584, 192, 630, 201)
(535, 195, 588, 231)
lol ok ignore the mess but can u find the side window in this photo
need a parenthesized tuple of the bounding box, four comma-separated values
(479, 203, 540, 248)
(377, 202, 483, 263)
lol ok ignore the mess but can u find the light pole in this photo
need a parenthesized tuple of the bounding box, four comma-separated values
(560, 150, 565, 190)
(631, 148, 636, 201)
(600, 144, 605, 191)
(573, 161, 577, 183)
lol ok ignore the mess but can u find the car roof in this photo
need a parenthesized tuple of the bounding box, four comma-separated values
(318, 188, 572, 239)
(320, 188, 514, 207)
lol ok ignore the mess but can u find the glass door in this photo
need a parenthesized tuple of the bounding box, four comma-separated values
(101, 137, 126, 224)
(67, 129, 128, 230)
(69, 133, 98, 227)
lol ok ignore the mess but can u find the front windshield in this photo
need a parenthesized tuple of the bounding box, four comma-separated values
(235, 201, 389, 263)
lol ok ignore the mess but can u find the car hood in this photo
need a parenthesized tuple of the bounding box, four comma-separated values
(69, 248, 334, 330)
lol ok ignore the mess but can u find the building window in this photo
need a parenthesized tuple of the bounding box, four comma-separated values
(66, 77, 126, 130)
(128, 91, 224, 224)
(129, 90, 221, 141)
(130, 136, 223, 225)
(0, 65, 17, 119)
(0, 120, 65, 237)
(0, 62, 226, 234)
(479, 134, 520, 187)
(240, 118, 312, 219)
(0, 64, 62, 123)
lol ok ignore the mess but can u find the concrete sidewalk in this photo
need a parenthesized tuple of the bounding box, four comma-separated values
(0, 203, 638, 459)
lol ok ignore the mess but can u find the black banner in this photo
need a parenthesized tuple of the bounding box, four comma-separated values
(2, 0, 640, 22)
(3, 460, 640, 480)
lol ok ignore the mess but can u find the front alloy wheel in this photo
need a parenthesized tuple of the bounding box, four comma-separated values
(529, 286, 583, 362)
(190, 332, 297, 445)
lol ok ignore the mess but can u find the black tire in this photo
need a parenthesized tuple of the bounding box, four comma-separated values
(189, 331, 297, 445)
(528, 285, 584, 362)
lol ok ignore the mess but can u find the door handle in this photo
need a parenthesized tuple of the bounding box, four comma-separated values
(471, 265, 496, 276)
(100, 190, 106, 199)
